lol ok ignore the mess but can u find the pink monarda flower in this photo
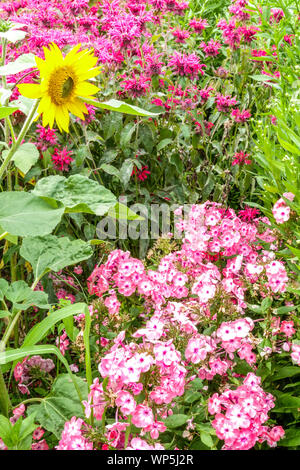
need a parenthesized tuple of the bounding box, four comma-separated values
(144, 54, 164, 76)
(200, 39, 222, 57)
(51, 147, 73, 172)
(232, 151, 252, 166)
(132, 165, 151, 181)
(168, 51, 206, 79)
(189, 18, 208, 33)
(120, 74, 151, 98)
(270, 8, 284, 23)
(36, 124, 57, 151)
(272, 192, 295, 224)
(231, 108, 251, 123)
(215, 93, 237, 112)
(172, 28, 190, 43)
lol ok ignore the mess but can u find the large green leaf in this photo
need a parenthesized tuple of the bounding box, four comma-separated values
(20, 235, 93, 281)
(11, 143, 39, 175)
(32, 174, 117, 216)
(0, 30, 26, 43)
(0, 192, 64, 237)
(4, 280, 50, 311)
(0, 53, 36, 76)
(84, 98, 161, 117)
(0, 106, 18, 119)
(27, 374, 88, 439)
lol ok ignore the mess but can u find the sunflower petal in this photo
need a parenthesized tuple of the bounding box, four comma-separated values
(76, 81, 99, 97)
(17, 83, 42, 99)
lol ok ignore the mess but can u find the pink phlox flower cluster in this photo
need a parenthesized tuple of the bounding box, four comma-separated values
(83, 377, 108, 421)
(14, 355, 55, 395)
(272, 192, 295, 224)
(56, 417, 93, 450)
(291, 344, 300, 366)
(10, 404, 26, 425)
(209, 373, 285, 449)
(56, 330, 70, 356)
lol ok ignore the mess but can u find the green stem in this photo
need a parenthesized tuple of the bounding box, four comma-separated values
(124, 415, 132, 448)
(0, 231, 9, 241)
(5, 116, 16, 145)
(0, 278, 42, 353)
(0, 366, 11, 417)
(0, 100, 39, 182)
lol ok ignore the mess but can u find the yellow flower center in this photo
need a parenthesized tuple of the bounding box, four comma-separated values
(48, 67, 76, 105)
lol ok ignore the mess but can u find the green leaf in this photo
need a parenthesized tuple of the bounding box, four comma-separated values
(20, 235, 93, 281)
(19, 413, 38, 441)
(11, 143, 39, 175)
(22, 303, 89, 347)
(120, 159, 134, 186)
(100, 164, 120, 178)
(32, 174, 117, 216)
(200, 431, 214, 448)
(0, 30, 26, 43)
(120, 122, 136, 148)
(5, 280, 50, 311)
(0, 105, 18, 119)
(164, 414, 188, 428)
(280, 428, 300, 447)
(0, 53, 36, 76)
(0, 192, 64, 237)
(184, 391, 202, 404)
(27, 374, 88, 439)
(0, 415, 13, 447)
(107, 202, 143, 220)
(84, 98, 160, 117)
(272, 367, 300, 381)
(273, 392, 300, 411)
(0, 279, 9, 301)
(157, 138, 173, 151)
(261, 297, 272, 312)
(0, 223, 18, 244)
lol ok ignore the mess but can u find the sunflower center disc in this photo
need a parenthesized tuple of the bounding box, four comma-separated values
(48, 67, 75, 105)
(62, 76, 74, 98)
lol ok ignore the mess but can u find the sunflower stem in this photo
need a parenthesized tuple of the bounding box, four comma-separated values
(0, 99, 39, 182)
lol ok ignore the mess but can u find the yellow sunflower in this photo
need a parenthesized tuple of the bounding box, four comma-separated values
(17, 43, 100, 132)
